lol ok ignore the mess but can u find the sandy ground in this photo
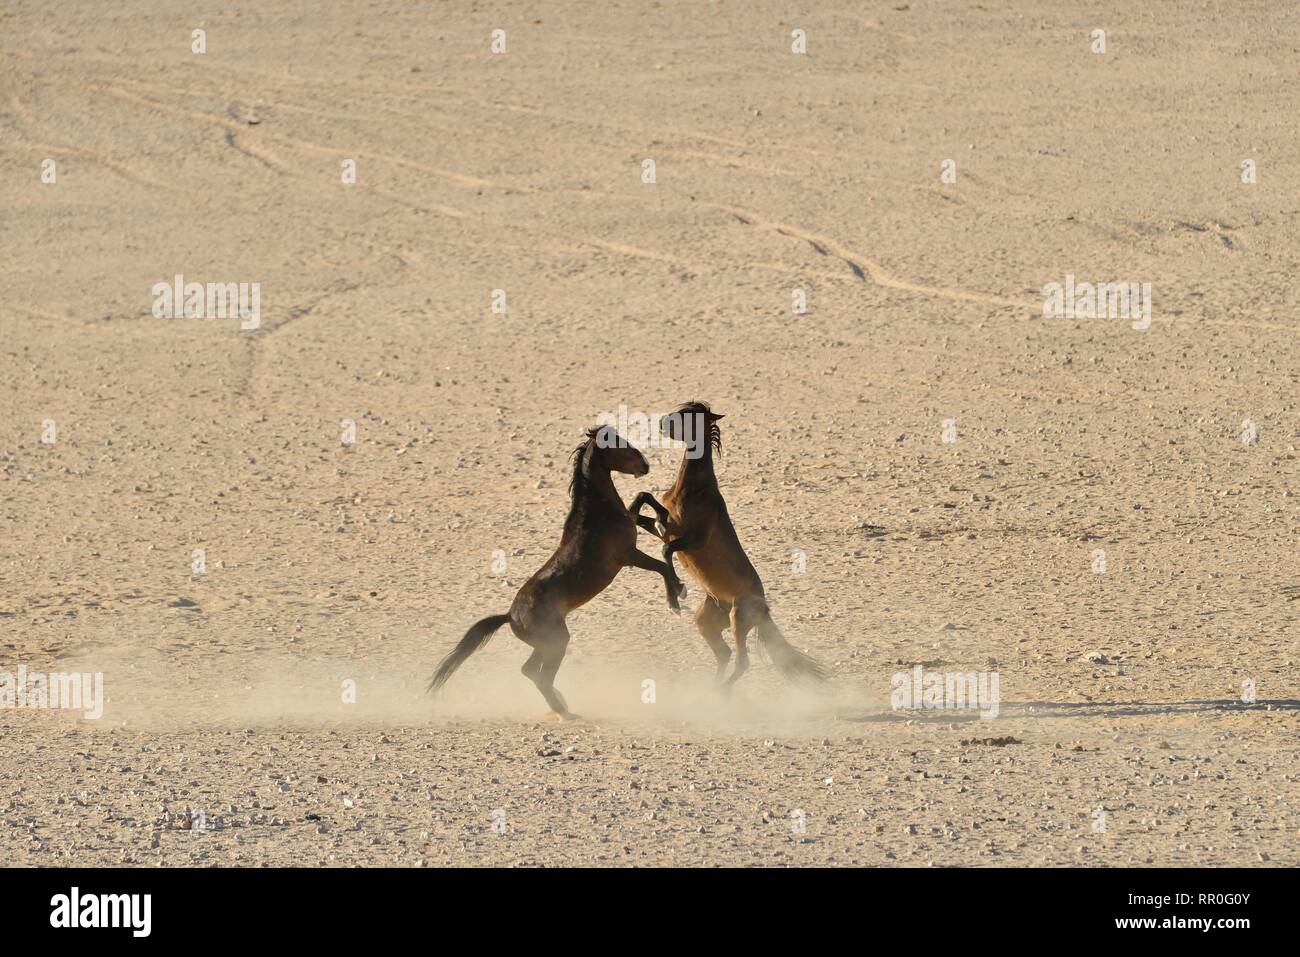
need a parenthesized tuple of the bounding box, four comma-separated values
(2, 0, 1298, 867)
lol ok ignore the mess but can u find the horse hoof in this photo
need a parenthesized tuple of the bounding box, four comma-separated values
(542, 710, 583, 723)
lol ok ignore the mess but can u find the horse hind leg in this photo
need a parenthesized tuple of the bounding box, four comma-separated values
(520, 622, 576, 719)
(695, 597, 732, 685)
(724, 594, 764, 690)
(521, 649, 543, 684)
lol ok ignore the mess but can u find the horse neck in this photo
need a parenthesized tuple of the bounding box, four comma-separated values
(672, 435, 717, 494)
(574, 444, 623, 512)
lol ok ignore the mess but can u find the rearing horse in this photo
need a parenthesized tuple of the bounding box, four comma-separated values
(631, 402, 826, 690)
(429, 426, 684, 720)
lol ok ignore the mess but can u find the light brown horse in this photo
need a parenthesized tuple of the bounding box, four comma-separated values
(631, 402, 826, 690)
(430, 426, 685, 720)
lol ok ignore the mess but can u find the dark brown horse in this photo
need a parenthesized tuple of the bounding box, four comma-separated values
(631, 402, 826, 690)
(429, 426, 685, 720)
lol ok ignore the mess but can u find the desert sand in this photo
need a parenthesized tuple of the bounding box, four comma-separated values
(1, 0, 1297, 867)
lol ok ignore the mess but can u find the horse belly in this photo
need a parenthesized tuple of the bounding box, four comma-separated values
(678, 538, 757, 604)
(566, 567, 620, 610)
(559, 530, 629, 612)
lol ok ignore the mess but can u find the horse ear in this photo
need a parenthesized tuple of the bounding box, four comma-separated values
(709, 413, 725, 420)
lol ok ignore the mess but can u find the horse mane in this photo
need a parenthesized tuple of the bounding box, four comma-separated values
(567, 428, 599, 501)
(686, 400, 722, 455)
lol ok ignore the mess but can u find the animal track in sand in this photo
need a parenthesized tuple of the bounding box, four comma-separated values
(713, 202, 1036, 309)
(45, 77, 498, 203)
(4, 91, 191, 193)
(21, 73, 1293, 338)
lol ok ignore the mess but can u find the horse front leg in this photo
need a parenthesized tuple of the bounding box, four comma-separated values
(662, 532, 704, 583)
(629, 492, 671, 537)
(625, 548, 685, 613)
(634, 514, 663, 538)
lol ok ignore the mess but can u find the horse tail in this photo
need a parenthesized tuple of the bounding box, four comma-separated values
(755, 613, 828, 686)
(428, 613, 511, 693)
